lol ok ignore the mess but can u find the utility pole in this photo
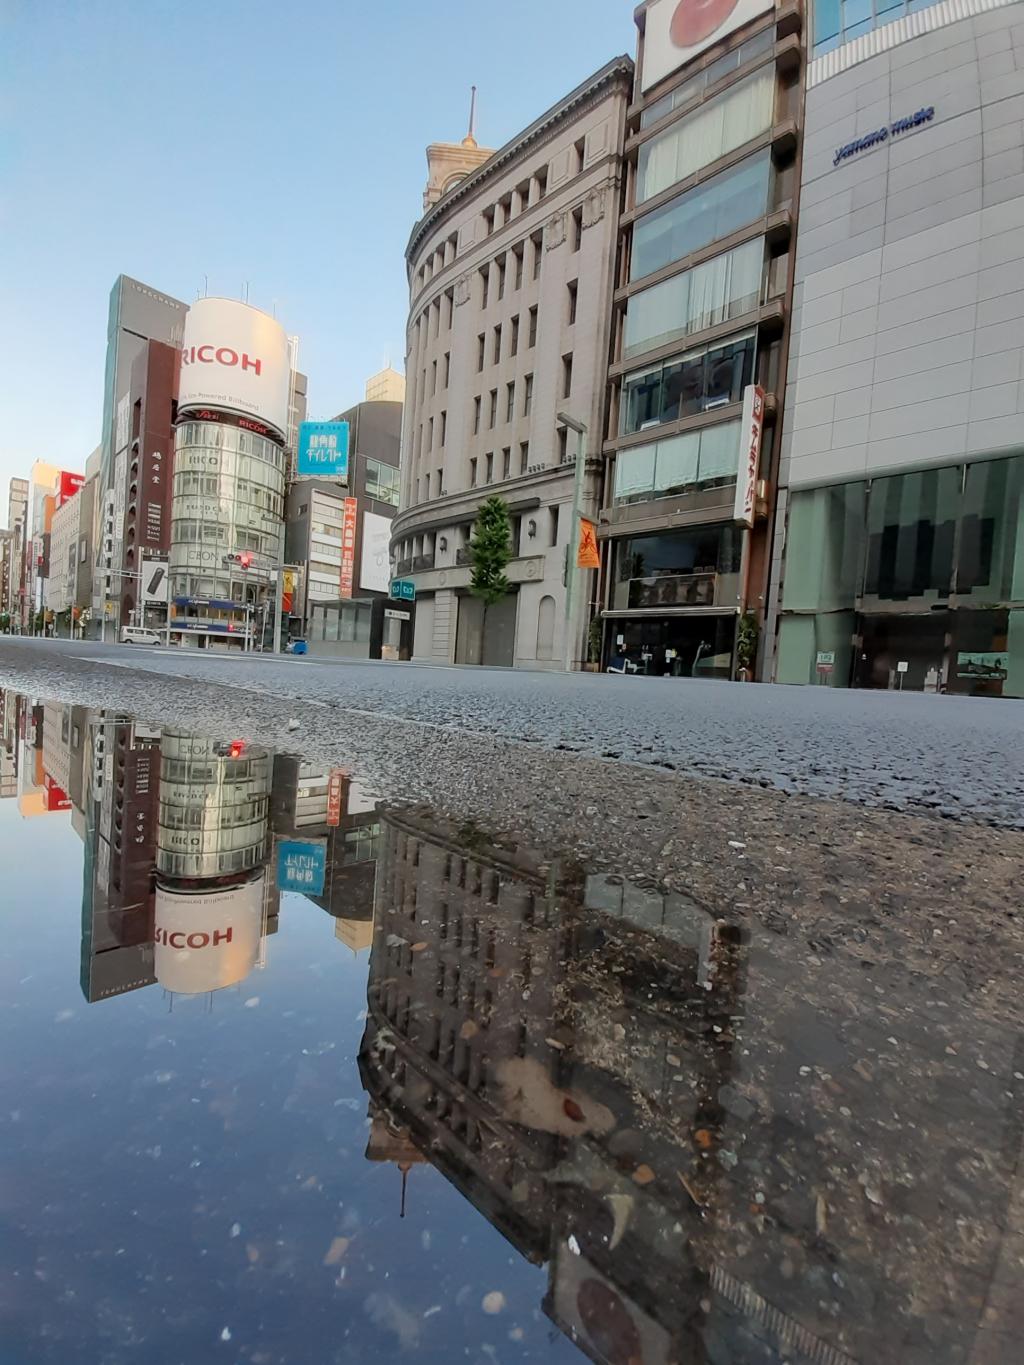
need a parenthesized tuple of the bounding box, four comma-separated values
(557, 412, 588, 674)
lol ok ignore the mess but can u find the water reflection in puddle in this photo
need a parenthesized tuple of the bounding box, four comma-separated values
(0, 690, 1020, 1365)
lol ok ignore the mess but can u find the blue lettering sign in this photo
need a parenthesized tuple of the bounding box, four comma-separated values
(834, 106, 934, 167)
(278, 839, 327, 896)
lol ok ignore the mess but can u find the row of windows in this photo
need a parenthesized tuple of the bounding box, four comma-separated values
(613, 419, 743, 505)
(620, 330, 755, 436)
(364, 458, 401, 507)
(175, 423, 283, 469)
(640, 26, 775, 129)
(811, 0, 944, 58)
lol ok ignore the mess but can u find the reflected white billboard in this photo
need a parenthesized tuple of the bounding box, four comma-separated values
(360, 511, 393, 594)
(178, 298, 291, 437)
(154, 875, 265, 994)
(642, 0, 772, 92)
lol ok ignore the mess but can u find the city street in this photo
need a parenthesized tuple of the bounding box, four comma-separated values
(2, 634, 1023, 828)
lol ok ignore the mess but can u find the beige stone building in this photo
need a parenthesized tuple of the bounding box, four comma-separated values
(392, 58, 633, 668)
(364, 366, 406, 405)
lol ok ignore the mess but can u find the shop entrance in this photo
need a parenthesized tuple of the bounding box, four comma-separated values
(606, 614, 736, 679)
(855, 613, 948, 691)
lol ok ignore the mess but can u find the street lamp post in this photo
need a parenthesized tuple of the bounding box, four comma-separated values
(557, 412, 588, 674)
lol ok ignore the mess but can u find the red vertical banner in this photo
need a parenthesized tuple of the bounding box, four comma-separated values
(339, 498, 358, 599)
(326, 770, 345, 827)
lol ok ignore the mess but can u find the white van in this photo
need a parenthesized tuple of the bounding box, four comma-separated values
(120, 626, 161, 646)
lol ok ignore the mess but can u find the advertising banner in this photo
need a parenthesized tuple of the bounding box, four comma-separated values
(278, 840, 327, 895)
(339, 498, 358, 598)
(281, 568, 296, 616)
(153, 876, 265, 994)
(178, 298, 291, 437)
(326, 770, 345, 827)
(733, 384, 766, 528)
(297, 421, 350, 479)
(140, 445, 168, 550)
(642, 0, 773, 92)
(360, 511, 393, 594)
(140, 557, 169, 606)
(577, 518, 600, 569)
(57, 471, 84, 508)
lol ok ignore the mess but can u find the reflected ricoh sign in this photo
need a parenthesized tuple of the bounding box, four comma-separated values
(153, 875, 265, 994)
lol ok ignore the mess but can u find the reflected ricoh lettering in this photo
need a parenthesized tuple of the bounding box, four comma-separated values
(154, 926, 234, 949)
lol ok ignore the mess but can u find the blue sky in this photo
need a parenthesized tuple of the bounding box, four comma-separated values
(0, 0, 634, 497)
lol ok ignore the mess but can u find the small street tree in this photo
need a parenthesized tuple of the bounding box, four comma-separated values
(469, 496, 512, 606)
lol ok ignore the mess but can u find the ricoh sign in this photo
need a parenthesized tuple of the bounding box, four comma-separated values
(178, 298, 291, 438)
(153, 875, 265, 994)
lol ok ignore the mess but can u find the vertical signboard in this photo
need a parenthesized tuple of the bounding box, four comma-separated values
(733, 385, 766, 529)
(359, 511, 393, 593)
(326, 770, 345, 827)
(281, 568, 296, 616)
(339, 497, 358, 598)
(141, 446, 168, 549)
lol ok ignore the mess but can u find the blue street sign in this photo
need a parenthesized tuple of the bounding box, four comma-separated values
(277, 839, 327, 896)
(297, 421, 350, 479)
(390, 579, 416, 602)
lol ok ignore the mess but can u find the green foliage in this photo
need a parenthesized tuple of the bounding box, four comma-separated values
(588, 616, 603, 664)
(469, 496, 512, 607)
(0, 612, 10, 633)
(736, 611, 759, 672)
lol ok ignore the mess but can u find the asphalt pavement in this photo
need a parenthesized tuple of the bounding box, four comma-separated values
(2, 635, 1023, 827)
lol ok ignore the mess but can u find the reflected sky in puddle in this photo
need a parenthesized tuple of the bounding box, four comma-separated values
(0, 691, 1021, 1365)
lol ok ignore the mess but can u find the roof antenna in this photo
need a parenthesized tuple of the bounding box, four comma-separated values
(464, 86, 478, 147)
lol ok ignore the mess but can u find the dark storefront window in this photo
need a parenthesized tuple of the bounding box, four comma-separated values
(631, 152, 771, 283)
(612, 525, 742, 611)
(862, 466, 960, 604)
(621, 331, 755, 435)
(958, 454, 1024, 600)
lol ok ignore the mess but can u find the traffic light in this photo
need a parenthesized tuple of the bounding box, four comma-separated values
(223, 553, 255, 569)
(228, 740, 246, 759)
(239, 553, 253, 570)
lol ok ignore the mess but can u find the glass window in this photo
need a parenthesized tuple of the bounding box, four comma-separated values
(863, 467, 960, 603)
(632, 152, 771, 282)
(958, 453, 1024, 601)
(621, 331, 754, 435)
(613, 419, 741, 504)
(637, 68, 776, 204)
(640, 28, 775, 129)
(623, 237, 763, 360)
(612, 524, 742, 609)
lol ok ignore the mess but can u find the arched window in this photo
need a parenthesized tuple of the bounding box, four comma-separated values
(536, 595, 556, 660)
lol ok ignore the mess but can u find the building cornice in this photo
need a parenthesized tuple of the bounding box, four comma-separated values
(406, 55, 634, 267)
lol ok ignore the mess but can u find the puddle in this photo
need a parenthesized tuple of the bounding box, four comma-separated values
(0, 690, 1021, 1364)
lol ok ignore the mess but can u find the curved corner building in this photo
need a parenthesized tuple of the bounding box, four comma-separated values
(772, 0, 1024, 696)
(169, 298, 291, 647)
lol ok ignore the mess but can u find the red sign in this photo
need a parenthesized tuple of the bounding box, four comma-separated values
(339, 497, 358, 598)
(44, 776, 72, 812)
(326, 770, 345, 827)
(182, 345, 262, 375)
(733, 385, 766, 529)
(57, 471, 85, 508)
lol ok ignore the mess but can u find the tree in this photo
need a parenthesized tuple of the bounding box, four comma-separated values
(469, 496, 512, 606)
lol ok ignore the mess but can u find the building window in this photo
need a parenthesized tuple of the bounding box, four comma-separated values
(637, 68, 776, 206)
(567, 281, 578, 326)
(532, 232, 543, 280)
(513, 244, 525, 289)
(506, 382, 516, 422)
(365, 459, 401, 507)
(437, 467, 443, 494)
(480, 266, 489, 308)
(571, 207, 583, 253)
(483, 207, 495, 236)
(612, 420, 742, 504)
(428, 416, 434, 449)
(431, 359, 437, 395)
(502, 448, 511, 480)
(550, 504, 560, 545)
(520, 441, 530, 473)
(485, 452, 494, 483)
(510, 315, 520, 356)
(444, 351, 451, 387)
(528, 306, 538, 348)
(574, 137, 586, 174)
(623, 237, 764, 362)
(446, 289, 455, 328)
(558, 427, 568, 463)
(440, 410, 447, 446)
(493, 325, 502, 364)
(523, 374, 533, 417)
(611, 524, 742, 611)
(620, 330, 755, 436)
(473, 396, 482, 434)
(631, 151, 771, 283)
(497, 256, 506, 299)
(562, 353, 573, 399)
(470, 457, 478, 488)
(477, 333, 485, 371)
(534, 167, 548, 199)
(489, 390, 498, 428)
(641, 28, 774, 129)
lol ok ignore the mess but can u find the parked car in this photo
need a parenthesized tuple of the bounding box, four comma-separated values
(120, 626, 161, 646)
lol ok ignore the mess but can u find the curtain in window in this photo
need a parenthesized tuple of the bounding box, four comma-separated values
(637, 69, 776, 204)
(614, 445, 657, 501)
(655, 433, 701, 494)
(625, 238, 765, 360)
(697, 421, 741, 481)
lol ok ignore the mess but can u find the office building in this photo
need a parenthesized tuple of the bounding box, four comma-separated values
(93, 275, 187, 636)
(3, 478, 28, 624)
(589, 1, 803, 678)
(365, 367, 407, 404)
(285, 397, 402, 642)
(771, 0, 1024, 696)
(392, 59, 633, 668)
(168, 297, 292, 647)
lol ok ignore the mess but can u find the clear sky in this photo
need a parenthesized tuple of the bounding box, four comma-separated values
(0, 0, 634, 502)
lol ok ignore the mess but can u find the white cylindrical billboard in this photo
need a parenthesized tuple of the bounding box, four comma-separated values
(154, 875, 265, 994)
(178, 298, 290, 437)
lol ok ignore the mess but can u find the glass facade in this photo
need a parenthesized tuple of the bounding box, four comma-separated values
(614, 420, 741, 504)
(623, 237, 764, 361)
(612, 524, 743, 611)
(169, 421, 286, 604)
(812, 0, 945, 57)
(156, 734, 272, 880)
(631, 152, 772, 283)
(637, 67, 776, 204)
(621, 331, 755, 435)
(365, 458, 401, 508)
(777, 455, 1024, 696)
(640, 28, 775, 129)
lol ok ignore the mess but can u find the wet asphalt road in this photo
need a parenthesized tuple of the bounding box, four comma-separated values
(2, 635, 1023, 828)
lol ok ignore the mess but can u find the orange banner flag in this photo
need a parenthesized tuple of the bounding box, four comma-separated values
(577, 518, 600, 570)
